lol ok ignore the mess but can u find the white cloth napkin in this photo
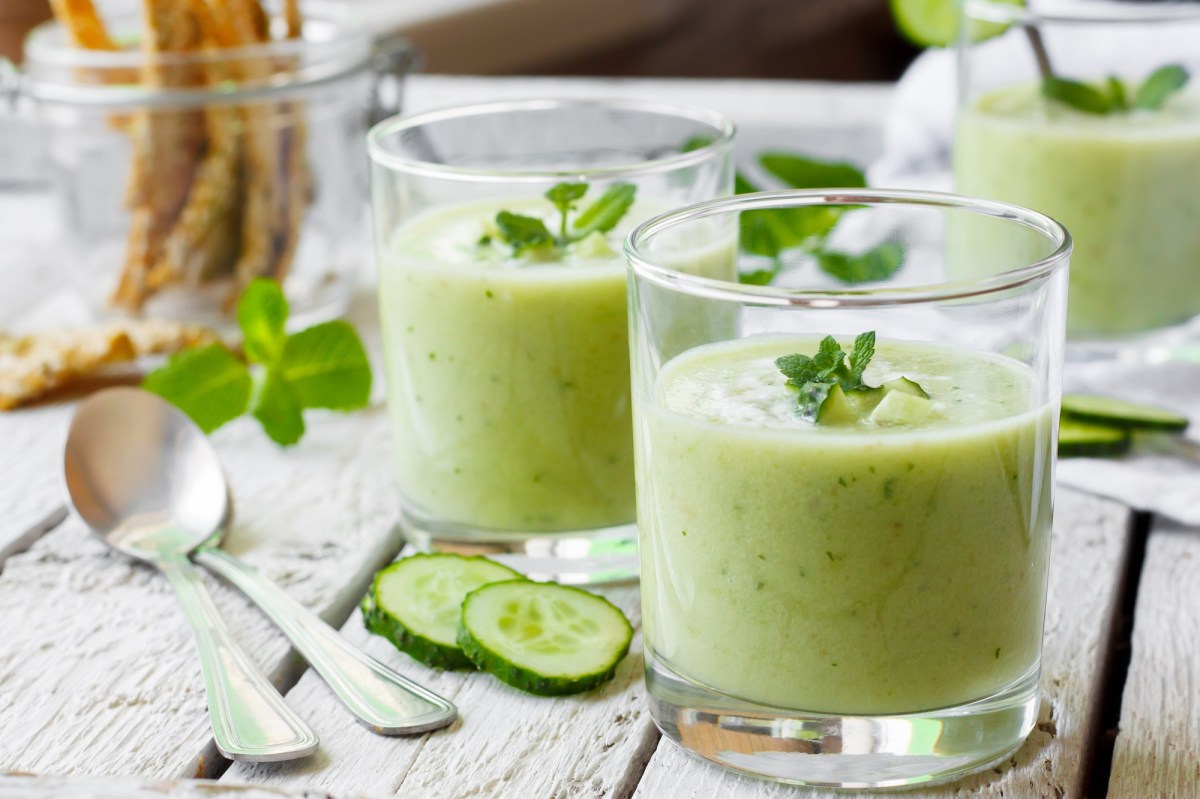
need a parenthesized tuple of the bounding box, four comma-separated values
(870, 38, 1200, 525)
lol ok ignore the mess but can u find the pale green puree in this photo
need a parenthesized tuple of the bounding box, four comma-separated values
(956, 83, 1200, 336)
(379, 197, 733, 532)
(636, 336, 1055, 714)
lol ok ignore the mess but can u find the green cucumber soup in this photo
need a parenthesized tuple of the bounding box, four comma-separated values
(379, 197, 734, 533)
(635, 336, 1055, 715)
(956, 83, 1200, 336)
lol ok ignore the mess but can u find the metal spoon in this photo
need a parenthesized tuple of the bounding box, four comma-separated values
(64, 388, 319, 762)
(65, 388, 457, 737)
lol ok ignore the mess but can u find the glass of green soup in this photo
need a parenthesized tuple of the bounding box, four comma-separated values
(625, 189, 1070, 788)
(367, 100, 735, 583)
(955, 0, 1200, 350)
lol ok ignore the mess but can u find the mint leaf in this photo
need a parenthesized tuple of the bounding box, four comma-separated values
(545, 182, 588, 239)
(849, 331, 875, 385)
(776, 335, 847, 419)
(142, 344, 251, 433)
(776, 335, 845, 387)
(680, 135, 715, 152)
(251, 369, 304, 446)
(279, 320, 372, 410)
(736, 172, 839, 285)
(495, 211, 553, 255)
(816, 242, 905, 284)
(1106, 76, 1128, 112)
(1135, 64, 1189, 111)
(1042, 77, 1113, 114)
(238, 278, 288, 365)
(734, 154, 867, 286)
(759, 153, 866, 190)
(573, 183, 637, 238)
(545, 182, 587, 211)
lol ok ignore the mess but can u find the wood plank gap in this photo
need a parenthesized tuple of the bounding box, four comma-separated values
(0, 505, 67, 572)
(612, 724, 663, 799)
(1083, 511, 1152, 799)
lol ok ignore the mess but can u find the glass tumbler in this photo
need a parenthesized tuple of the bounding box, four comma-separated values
(626, 189, 1070, 788)
(956, 0, 1200, 349)
(367, 99, 735, 583)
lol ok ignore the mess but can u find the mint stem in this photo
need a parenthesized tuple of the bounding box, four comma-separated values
(1024, 24, 1054, 80)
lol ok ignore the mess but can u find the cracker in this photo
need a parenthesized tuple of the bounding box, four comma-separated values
(0, 320, 217, 410)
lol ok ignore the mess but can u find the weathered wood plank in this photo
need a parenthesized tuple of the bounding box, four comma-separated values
(0, 774, 356, 799)
(1107, 518, 1200, 799)
(631, 489, 1131, 799)
(0, 399, 403, 779)
(0, 406, 72, 567)
(0, 191, 78, 564)
(225, 589, 657, 799)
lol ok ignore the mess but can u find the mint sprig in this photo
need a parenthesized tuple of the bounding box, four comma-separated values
(143, 279, 372, 446)
(1042, 64, 1190, 115)
(776, 333, 875, 418)
(775, 332, 925, 421)
(493, 182, 637, 259)
(721, 149, 903, 287)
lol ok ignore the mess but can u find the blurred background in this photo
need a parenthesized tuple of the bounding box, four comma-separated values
(1, 0, 919, 80)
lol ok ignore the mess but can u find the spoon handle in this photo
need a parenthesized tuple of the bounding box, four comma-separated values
(158, 555, 320, 761)
(195, 548, 457, 735)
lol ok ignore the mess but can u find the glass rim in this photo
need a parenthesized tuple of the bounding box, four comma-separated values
(365, 98, 737, 183)
(965, 0, 1200, 25)
(20, 0, 375, 107)
(625, 188, 1072, 308)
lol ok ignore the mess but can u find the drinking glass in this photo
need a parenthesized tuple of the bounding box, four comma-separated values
(367, 99, 735, 583)
(956, 0, 1200, 352)
(626, 189, 1070, 788)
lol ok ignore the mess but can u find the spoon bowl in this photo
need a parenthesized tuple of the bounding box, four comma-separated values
(65, 388, 228, 561)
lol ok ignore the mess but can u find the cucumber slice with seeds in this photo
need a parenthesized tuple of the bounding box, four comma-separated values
(1062, 394, 1189, 432)
(458, 580, 633, 696)
(362, 554, 524, 669)
(1059, 418, 1131, 457)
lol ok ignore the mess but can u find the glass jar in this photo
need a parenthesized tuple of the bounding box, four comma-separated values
(956, 0, 1200, 349)
(627, 189, 1069, 788)
(13, 1, 416, 328)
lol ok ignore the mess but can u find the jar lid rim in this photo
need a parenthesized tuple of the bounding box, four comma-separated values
(20, 0, 380, 107)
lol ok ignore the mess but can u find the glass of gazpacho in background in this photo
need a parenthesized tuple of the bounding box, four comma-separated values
(956, 0, 1200, 350)
(367, 100, 735, 583)
(626, 189, 1070, 788)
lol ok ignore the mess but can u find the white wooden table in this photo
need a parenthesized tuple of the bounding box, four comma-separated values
(0, 76, 1196, 799)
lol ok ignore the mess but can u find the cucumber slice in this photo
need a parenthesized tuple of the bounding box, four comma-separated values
(882, 376, 930, 399)
(362, 554, 524, 669)
(1062, 394, 1189, 432)
(458, 580, 633, 696)
(818, 385, 885, 425)
(870, 389, 933, 426)
(890, 0, 1024, 48)
(1059, 418, 1131, 457)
